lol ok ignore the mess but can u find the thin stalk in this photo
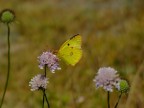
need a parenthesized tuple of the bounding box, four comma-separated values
(114, 92, 122, 108)
(43, 90, 50, 108)
(44, 65, 47, 76)
(0, 23, 11, 108)
(42, 91, 45, 108)
(107, 91, 110, 108)
(42, 65, 47, 108)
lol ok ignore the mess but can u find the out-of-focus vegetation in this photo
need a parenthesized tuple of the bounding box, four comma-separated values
(0, 0, 144, 108)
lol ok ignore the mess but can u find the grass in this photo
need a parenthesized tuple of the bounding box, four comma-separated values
(0, 0, 144, 108)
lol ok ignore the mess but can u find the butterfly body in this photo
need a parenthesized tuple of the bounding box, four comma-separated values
(58, 34, 82, 66)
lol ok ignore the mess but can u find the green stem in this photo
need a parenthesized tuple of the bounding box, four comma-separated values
(107, 91, 110, 108)
(42, 65, 47, 108)
(42, 91, 45, 108)
(43, 90, 50, 108)
(44, 65, 47, 77)
(0, 23, 11, 108)
(114, 92, 122, 108)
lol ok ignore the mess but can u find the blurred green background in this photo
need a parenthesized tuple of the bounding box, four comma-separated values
(0, 0, 144, 108)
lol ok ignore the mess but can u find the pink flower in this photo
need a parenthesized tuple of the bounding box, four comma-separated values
(38, 51, 61, 73)
(29, 74, 48, 91)
(93, 67, 120, 92)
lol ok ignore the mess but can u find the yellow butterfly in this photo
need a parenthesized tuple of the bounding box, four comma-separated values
(58, 34, 82, 66)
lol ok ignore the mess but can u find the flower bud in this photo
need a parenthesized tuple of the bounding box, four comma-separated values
(117, 80, 129, 93)
(0, 9, 15, 24)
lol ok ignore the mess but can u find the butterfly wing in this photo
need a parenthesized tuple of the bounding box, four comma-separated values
(58, 34, 82, 66)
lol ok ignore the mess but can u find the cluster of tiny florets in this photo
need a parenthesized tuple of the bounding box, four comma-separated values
(38, 51, 61, 73)
(29, 74, 48, 91)
(93, 67, 120, 92)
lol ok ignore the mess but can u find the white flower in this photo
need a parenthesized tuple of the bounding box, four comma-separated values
(93, 67, 120, 92)
(38, 51, 61, 73)
(29, 74, 48, 91)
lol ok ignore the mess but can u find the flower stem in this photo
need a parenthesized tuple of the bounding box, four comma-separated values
(0, 23, 11, 108)
(42, 92, 45, 108)
(43, 90, 50, 108)
(42, 65, 50, 108)
(42, 65, 47, 108)
(114, 92, 122, 108)
(107, 91, 110, 108)
(44, 65, 47, 77)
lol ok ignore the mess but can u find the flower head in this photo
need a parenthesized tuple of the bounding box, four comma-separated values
(29, 74, 48, 91)
(0, 9, 15, 24)
(116, 79, 129, 93)
(93, 67, 120, 92)
(38, 51, 61, 73)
